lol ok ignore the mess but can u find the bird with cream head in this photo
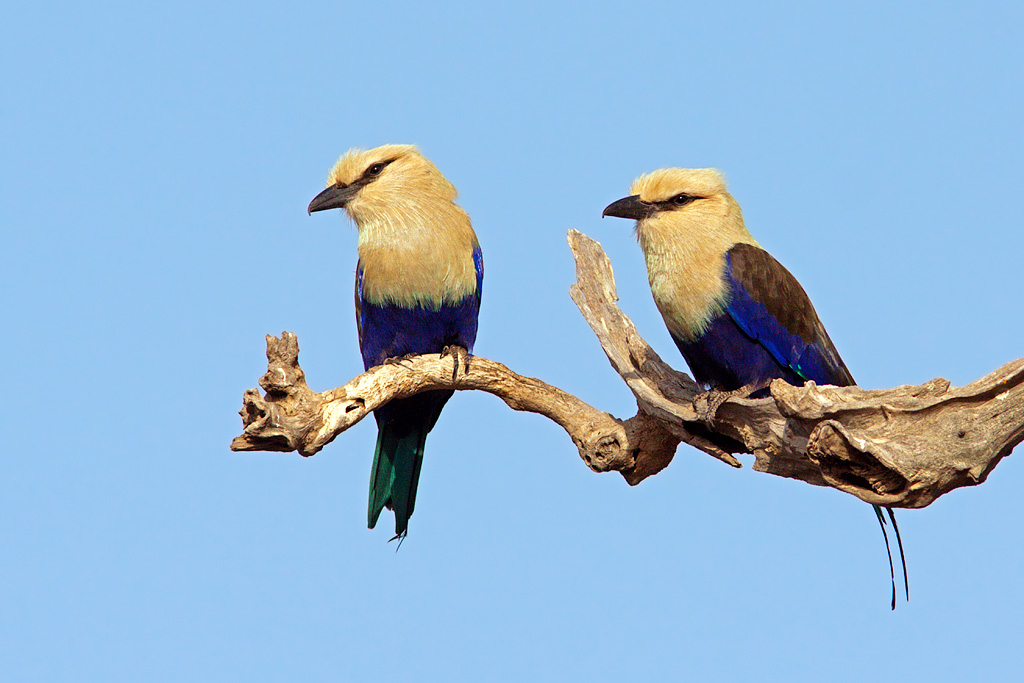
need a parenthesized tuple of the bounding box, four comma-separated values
(309, 144, 483, 539)
(604, 168, 908, 608)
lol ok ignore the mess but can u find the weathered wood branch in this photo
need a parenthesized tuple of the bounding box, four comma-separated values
(231, 335, 642, 476)
(231, 229, 1024, 508)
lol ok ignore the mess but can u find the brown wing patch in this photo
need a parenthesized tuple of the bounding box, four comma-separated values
(728, 243, 820, 343)
(727, 243, 855, 385)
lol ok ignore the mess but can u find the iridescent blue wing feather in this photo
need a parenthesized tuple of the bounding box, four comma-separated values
(723, 243, 854, 388)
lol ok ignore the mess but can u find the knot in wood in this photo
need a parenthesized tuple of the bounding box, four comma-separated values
(808, 420, 907, 502)
(575, 427, 632, 473)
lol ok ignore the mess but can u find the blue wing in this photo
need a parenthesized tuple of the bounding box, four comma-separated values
(670, 243, 852, 391)
(472, 243, 484, 308)
(723, 243, 853, 388)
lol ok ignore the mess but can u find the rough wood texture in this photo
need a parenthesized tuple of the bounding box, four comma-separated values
(231, 230, 1024, 508)
(231, 333, 642, 475)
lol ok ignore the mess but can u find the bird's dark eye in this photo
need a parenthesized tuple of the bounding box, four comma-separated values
(672, 193, 697, 206)
(365, 162, 386, 177)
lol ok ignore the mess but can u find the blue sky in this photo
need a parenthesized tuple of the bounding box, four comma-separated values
(4, 1, 1023, 680)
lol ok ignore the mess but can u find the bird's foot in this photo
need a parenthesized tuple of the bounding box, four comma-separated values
(702, 389, 731, 430)
(701, 382, 771, 429)
(739, 380, 773, 400)
(440, 345, 471, 382)
(383, 353, 418, 369)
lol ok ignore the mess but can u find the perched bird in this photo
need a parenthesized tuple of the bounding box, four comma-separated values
(308, 144, 483, 539)
(603, 168, 908, 608)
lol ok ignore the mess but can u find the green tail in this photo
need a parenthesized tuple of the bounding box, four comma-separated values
(367, 422, 428, 537)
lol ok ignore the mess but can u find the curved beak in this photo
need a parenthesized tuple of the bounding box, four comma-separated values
(308, 183, 359, 215)
(602, 194, 655, 220)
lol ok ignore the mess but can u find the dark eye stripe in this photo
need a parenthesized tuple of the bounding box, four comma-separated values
(654, 193, 701, 211)
(362, 158, 395, 180)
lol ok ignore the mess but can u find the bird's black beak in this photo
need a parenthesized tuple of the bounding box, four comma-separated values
(308, 183, 360, 215)
(602, 194, 655, 220)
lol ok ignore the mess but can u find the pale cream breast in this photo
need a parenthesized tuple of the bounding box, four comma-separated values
(640, 215, 732, 340)
(357, 203, 479, 307)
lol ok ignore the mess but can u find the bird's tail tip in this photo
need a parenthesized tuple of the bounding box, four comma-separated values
(873, 504, 909, 610)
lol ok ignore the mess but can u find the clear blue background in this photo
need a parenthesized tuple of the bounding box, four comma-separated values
(4, 1, 1023, 680)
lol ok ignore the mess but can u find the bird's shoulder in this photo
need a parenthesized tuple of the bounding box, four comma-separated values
(725, 242, 824, 345)
(724, 242, 854, 385)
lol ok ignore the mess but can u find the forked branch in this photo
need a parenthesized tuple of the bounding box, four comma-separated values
(231, 230, 1024, 508)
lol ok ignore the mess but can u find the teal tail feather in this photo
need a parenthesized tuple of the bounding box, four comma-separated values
(368, 422, 428, 538)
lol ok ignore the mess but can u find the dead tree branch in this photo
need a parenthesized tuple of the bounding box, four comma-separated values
(231, 230, 1024, 508)
(231, 334, 642, 476)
